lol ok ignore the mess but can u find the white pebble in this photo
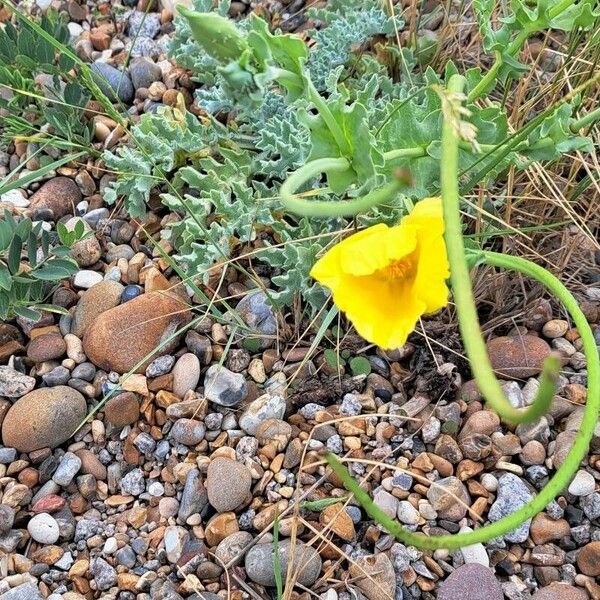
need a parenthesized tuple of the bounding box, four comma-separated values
(27, 513, 60, 544)
(481, 473, 498, 492)
(73, 270, 103, 289)
(103, 537, 118, 554)
(397, 500, 420, 525)
(0, 189, 29, 207)
(148, 482, 165, 497)
(568, 470, 596, 497)
(459, 526, 490, 566)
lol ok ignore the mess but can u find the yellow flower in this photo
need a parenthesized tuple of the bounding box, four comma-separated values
(310, 197, 449, 349)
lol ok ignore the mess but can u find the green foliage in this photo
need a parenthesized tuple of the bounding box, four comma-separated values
(0, 210, 83, 321)
(106, 0, 597, 316)
(0, 10, 92, 145)
(349, 356, 372, 376)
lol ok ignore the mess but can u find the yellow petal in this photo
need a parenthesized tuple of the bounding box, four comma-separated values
(402, 197, 444, 235)
(413, 234, 450, 313)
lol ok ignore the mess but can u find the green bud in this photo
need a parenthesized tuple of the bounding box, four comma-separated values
(177, 6, 249, 63)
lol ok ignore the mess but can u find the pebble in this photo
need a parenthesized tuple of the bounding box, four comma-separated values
(83, 292, 191, 373)
(397, 500, 420, 525)
(91, 556, 117, 590)
(163, 525, 187, 563)
(487, 335, 552, 378)
(426, 477, 471, 521)
(239, 393, 286, 435)
(488, 473, 534, 542)
(567, 469, 595, 496)
(203, 364, 248, 407)
(170, 418, 206, 446)
(0, 583, 44, 600)
(27, 332, 66, 362)
(128, 11, 161, 38)
(145, 354, 175, 378)
(576, 541, 600, 576)
(27, 513, 60, 544)
(52, 452, 82, 486)
(129, 57, 162, 89)
(532, 583, 588, 600)
(104, 392, 140, 427)
(0, 366, 36, 397)
(236, 291, 278, 349)
(120, 468, 146, 496)
(28, 177, 82, 219)
(0, 504, 14, 534)
(438, 563, 503, 600)
(172, 352, 200, 397)
(348, 553, 395, 600)
(1, 387, 87, 452)
(73, 270, 103, 289)
(90, 62, 134, 103)
(207, 457, 252, 512)
(178, 468, 208, 522)
(121, 284, 143, 303)
(542, 319, 569, 338)
(459, 526, 489, 566)
(245, 539, 322, 587)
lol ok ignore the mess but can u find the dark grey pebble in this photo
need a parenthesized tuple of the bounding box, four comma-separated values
(90, 63, 134, 104)
(129, 57, 162, 90)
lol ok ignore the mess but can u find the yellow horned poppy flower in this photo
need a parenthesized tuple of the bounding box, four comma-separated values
(310, 197, 449, 349)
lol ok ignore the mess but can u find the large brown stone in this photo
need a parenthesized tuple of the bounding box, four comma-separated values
(487, 335, 552, 379)
(1, 386, 87, 452)
(28, 177, 82, 219)
(82, 292, 191, 373)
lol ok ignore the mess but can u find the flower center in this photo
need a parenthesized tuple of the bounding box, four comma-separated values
(382, 256, 416, 280)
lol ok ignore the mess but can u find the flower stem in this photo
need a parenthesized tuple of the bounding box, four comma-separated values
(571, 104, 600, 132)
(279, 158, 411, 217)
(443, 74, 559, 424)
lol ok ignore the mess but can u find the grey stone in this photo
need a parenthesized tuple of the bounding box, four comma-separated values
(0, 366, 36, 397)
(42, 365, 71, 386)
(204, 365, 247, 407)
(91, 557, 117, 591)
(0, 582, 44, 600)
(116, 545, 137, 568)
(488, 473, 534, 543)
(120, 468, 145, 496)
(245, 539, 322, 587)
(238, 393, 286, 435)
(0, 448, 17, 464)
(134, 432, 156, 454)
(90, 63, 134, 103)
(128, 11, 161, 38)
(53, 452, 82, 486)
(0, 504, 14, 534)
(146, 355, 175, 378)
(170, 419, 205, 446)
(178, 469, 208, 523)
(236, 290, 278, 349)
(129, 57, 162, 89)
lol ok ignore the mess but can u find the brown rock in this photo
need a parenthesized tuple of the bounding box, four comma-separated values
(75, 449, 107, 480)
(32, 495, 66, 514)
(32, 545, 64, 565)
(487, 335, 552, 379)
(0, 340, 25, 362)
(205, 512, 239, 547)
(576, 541, 600, 576)
(459, 410, 500, 441)
(26, 332, 66, 362)
(71, 280, 124, 338)
(532, 583, 588, 600)
(320, 503, 355, 541)
(29, 177, 82, 219)
(530, 514, 570, 545)
(426, 476, 471, 521)
(83, 292, 192, 373)
(348, 553, 395, 600)
(104, 392, 140, 427)
(1, 386, 87, 452)
(206, 457, 252, 513)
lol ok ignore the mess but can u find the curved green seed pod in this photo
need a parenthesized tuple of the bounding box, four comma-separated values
(176, 6, 249, 63)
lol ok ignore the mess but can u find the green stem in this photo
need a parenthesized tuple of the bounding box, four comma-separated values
(443, 74, 559, 424)
(571, 104, 600, 132)
(279, 158, 410, 217)
(467, 0, 577, 102)
(383, 147, 427, 161)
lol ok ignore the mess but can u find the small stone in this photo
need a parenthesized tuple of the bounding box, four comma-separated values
(129, 57, 162, 89)
(145, 355, 175, 378)
(0, 504, 14, 534)
(397, 500, 420, 525)
(52, 452, 82, 486)
(320, 503, 355, 541)
(236, 291, 278, 350)
(459, 526, 489, 566)
(28, 177, 81, 219)
(0, 583, 44, 600)
(487, 335, 552, 379)
(532, 583, 588, 600)
(28, 512, 60, 544)
(348, 553, 395, 600)
(178, 468, 208, 522)
(128, 11, 161, 38)
(73, 270, 103, 289)
(488, 473, 534, 543)
(205, 511, 239, 546)
(438, 563, 503, 600)
(172, 352, 200, 398)
(163, 525, 188, 563)
(120, 468, 145, 496)
(215, 531, 253, 565)
(185, 331, 212, 365)
(27, 332, 66, 362)
(204, 365, 248, 407)
(104, 392, 140, 427)
(530, 514, 570, 545)
(1, 386, 86, 452)
(426, 477, 471, 521)
(245, 539, 322, 587)
(90, 63, 134, 103)
(255, 419, 292, 451)
(239, 393, 286, 435)
(373, 489, 399, 518)
(91, 556, 117, 591)
(207, 457, 252, 512)
(121, 284, 142, 303)
(0, 366, 36, 397)
(567, 470, 595, 497)
(542, 320, 569, 339)
(170, 418, 205, 446)
(576, 541, 600, 576)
